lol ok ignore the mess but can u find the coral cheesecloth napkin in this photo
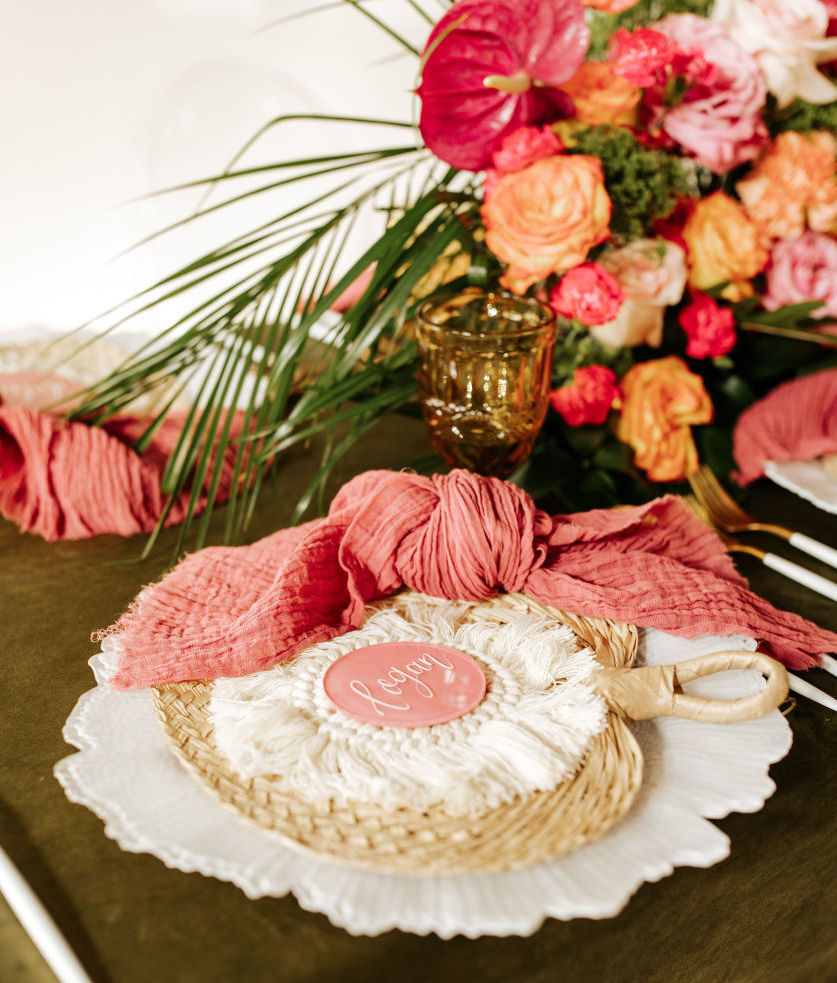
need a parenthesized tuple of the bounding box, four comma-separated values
(734, 369, 837, 485)
(103, 469, 837, 689)
(0, 374, 241, 541)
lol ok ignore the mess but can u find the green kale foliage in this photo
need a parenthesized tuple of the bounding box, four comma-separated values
(569, 125, 691, 242)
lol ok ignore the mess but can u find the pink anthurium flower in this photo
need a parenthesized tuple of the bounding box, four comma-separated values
(417, 0, 589, 171)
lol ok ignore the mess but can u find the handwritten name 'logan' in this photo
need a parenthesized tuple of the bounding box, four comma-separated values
(347, 650, 455, 716)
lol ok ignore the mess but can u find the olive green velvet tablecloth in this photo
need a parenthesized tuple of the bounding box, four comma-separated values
(1, 416, 836, 983)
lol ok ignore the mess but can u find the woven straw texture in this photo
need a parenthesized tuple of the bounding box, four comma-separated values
(152, 593, 642, 875)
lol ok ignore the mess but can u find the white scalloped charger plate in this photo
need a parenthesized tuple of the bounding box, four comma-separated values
(766, 459, 837, 514)
(54, 629, 791, 938)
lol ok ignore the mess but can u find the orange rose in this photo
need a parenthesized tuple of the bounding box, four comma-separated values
(736, 131, 837, 241)
(682, 192, 769, 299)
(616, 356, 713, 482)
(482, 155, 612, 294)
(558, 61, 641, 127)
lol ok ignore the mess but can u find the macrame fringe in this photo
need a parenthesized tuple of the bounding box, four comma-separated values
(210, 595, 608, 818)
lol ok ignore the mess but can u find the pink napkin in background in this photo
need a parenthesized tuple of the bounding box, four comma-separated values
(733, 369, 837, 485)
(103, 468, 837, 690)
(0, 373, 242, 541)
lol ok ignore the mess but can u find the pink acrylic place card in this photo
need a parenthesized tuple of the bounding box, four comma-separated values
(322, 642, 487, 728)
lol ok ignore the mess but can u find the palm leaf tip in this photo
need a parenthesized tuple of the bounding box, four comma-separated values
(63, 78, 474, 550)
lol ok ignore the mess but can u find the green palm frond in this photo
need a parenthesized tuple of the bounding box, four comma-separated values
(59, 2, 480, 553)
(67, 113, 474, 553)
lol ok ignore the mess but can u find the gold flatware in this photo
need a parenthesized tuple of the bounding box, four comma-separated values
(684, 495, 837, 702)
(688, 464, 837, 571)
(683, 495, 837, 602)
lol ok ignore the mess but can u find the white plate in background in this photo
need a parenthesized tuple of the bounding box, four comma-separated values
(766, 460, 837, 515)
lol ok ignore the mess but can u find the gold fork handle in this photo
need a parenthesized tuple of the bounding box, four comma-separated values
(749, 521, 795, 539)
(593, 650, 788, 723)
(741, 521, 837, 571)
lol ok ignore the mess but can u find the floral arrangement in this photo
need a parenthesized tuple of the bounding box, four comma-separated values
(414, 0, 837, 503)
(70, 0, 837, 546)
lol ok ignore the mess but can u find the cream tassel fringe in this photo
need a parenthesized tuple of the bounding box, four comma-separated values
(210, 595, 608, 818)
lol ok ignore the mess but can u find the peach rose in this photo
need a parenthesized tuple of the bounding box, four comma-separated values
(588, 299, 665, 349)
(482, 155, 612, 293)
(682, 192, 769, 298)
(616, 356, 714, 482)
(558, 61, 641, 127)
(589, 239, 688, 348)
(736, 131, 837, 240)
(599, 239, 688, 307)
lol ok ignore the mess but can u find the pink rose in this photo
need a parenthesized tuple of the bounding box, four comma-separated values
(646, 15, 768, 173)
(550, 365, 621, 426)
(491, 125, 564, 175)
(549, 262, 625, 326)
(678, 290, 737, 358)
(762, 231, 837, 319)
(825, 0, 837, 74)
(590, 238, 687, 348)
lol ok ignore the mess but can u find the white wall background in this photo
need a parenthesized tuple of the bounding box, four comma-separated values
(0, 0, 431, 343)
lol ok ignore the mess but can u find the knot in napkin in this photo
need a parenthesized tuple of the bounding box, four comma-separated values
(104, 468, 837, 689)
(333, 470, 549, 616)
(733, 369, 837, 485)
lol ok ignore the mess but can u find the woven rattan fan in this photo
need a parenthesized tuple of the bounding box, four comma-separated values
(152, 592, 787, 876)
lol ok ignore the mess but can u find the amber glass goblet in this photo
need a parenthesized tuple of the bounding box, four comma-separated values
(415, 288, 557, 477)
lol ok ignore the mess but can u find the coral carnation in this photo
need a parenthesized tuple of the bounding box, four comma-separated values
(550, 365, 621, 427)
(678, 290, 737, 359)
(609, 27, 681, 87)
(491, 125, 564, 175)
(549, 263, 625, 326)
(582, 0, 641, 11)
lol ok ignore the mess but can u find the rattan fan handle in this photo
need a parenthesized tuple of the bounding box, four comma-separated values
(593, 650, 788, 723)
